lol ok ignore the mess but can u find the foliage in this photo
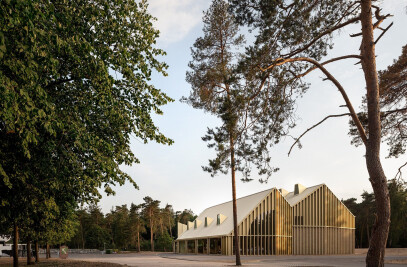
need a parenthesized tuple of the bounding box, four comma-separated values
(349, 44, 407, 159)
(343, 179, 407, 248)
(0, 0, 173, 262)
(175, 209, 196, 225)
(67, 198, 183, 252)
(155, 231, 173, 252)
(184, 0, 295, 183)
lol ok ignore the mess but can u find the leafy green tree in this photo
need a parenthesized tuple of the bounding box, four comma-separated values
(228, 0, 396, 265)
(1, 0, 172, 265)
(155, 231, 173, 252)
(184, 0, 293, 264)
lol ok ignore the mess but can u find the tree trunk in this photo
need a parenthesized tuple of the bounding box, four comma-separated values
(168, 218, 173, 237)
(230, 135, 241, 266)
(81, 222, 85, 249)
(26, 238, 33, 265)
(150, 219, 154, 252)
(46, 243, 51, 259)
(360, 0, 391, 266)
(367, 222, 370, 246)
(35, 241, 39, 262)
(13, 223, 18, 267)
(137, 231, 140, 252)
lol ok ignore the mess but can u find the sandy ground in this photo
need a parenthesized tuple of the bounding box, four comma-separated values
(0, 257, 123, 266)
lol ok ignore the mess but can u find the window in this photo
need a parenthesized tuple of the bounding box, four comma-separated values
(294, 216, 304, 225)
(205, 217, 208, 227)
(217, 214, 220, 225)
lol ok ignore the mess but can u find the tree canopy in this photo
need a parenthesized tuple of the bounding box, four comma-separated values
(0, 1, 173, 265)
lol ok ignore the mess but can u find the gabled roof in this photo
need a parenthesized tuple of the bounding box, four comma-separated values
(284, 184, 323, 206)
(177, 188, 274, 240)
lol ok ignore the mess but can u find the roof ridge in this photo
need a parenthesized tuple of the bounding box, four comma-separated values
(200, 187, 275, 213)
(285, 183, 325, 195)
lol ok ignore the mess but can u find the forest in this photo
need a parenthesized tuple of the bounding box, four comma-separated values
(343, 178, 407, 249)
(66, 197, 196, 252)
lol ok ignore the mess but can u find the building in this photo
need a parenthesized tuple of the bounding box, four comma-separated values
(0, 236, 12, 257)
(175, 183, 355, 255)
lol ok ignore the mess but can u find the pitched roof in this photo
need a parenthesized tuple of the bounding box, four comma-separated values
(176, 183, 333, 240)
(177, 188, 274, 240)
(284, 184, 323, 206)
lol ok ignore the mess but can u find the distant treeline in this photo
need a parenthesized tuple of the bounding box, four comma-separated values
(66, 196, 196, 252)
(64, 179, 407, 251)
(342, 178, 407, 248)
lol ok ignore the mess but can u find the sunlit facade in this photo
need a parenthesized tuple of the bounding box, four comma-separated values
(175, 184, 355, 255)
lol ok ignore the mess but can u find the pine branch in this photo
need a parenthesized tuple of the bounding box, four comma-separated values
(295, 55, 362, 78)
(395, 161, 407, 181)
(374, 22, 393, 45)
(282, 16, 361, 58)
(261, 56, 368, 144)
(288, 113, 351, 156)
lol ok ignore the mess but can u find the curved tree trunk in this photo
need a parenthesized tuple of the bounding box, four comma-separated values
(360, 0, 391, 266)
(13, 223, 18, 267)
(230, 135, 241, 266)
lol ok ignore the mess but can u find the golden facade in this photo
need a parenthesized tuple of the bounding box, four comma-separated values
(175, 184, 355, 256)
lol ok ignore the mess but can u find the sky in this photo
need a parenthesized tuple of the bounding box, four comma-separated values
(98, 0, 407, 215)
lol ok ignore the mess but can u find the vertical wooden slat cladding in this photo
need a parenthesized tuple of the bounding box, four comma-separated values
(177, 184, 355, 256)
(233, 188, 293, 255)
(292, 184, 355, 255)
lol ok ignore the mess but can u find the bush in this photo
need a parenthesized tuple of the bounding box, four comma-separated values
(155, 232, 173, 252)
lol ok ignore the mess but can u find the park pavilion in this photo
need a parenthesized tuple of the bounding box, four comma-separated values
(175, 183, 355, 255)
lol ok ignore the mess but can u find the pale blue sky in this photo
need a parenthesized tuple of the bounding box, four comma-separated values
(99, 0, 407, 215)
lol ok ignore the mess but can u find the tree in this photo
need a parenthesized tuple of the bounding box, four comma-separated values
(142, 197, 160, 252)
(185, 0, 294, 265)
(110, 205, 131, 250)
(387, 179, 407, 247)
(350, 44, 407, 174)
(129, 204, 146, 252)
(228, 0, 397, 265)
(162, 204, 175, 238)
(343, 180, 407, 249)
(1, 0, 173, 265)
(175, 209, 196, 225)
(155, 231, 173, 252)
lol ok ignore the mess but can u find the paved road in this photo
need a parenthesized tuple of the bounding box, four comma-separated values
(69, 252, 407, 267)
